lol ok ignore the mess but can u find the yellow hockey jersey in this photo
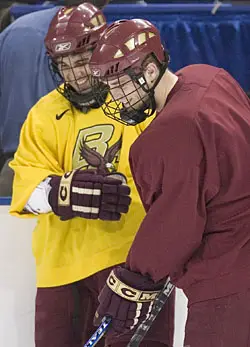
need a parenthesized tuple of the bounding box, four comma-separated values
(10, 89, 152, 287)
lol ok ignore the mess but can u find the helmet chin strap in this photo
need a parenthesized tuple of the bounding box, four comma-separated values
(120, 106, 149, 125)
(119, 94, 155, 125)
(63, 82, 109, 114)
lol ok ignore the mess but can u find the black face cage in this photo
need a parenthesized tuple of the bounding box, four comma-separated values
(91, 52, 169, 126)
(48, 55, 108, 113)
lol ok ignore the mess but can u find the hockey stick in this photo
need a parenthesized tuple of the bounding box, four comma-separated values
(83, 316, 112, 347)
(126, 277, 175, 347)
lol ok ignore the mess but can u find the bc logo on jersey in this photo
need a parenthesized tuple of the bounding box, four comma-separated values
(72, 124, 121, 172)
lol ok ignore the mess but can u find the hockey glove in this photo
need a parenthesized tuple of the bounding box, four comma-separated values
(48, 169, 131, 221)
(94, 266, 164, 337)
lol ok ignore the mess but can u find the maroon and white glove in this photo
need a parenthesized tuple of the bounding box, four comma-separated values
(48, 169, 131, 221)
(94, 266, 164, 337)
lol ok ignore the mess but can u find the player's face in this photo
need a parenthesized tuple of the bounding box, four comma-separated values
(107, 74, 148, 111)
(57, 51, 93, 93)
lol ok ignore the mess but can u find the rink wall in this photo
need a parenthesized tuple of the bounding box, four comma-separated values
(0, 200, 36, 347)
(0, 198, 187, 347)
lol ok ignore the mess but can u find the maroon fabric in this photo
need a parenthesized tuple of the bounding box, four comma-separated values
(95, 266, 165, 336)
(184, 289, 250, 347)
(48, 170, 131, 221)
(35, 266, 174, 347)
(127, 64, 250, 304)
(35, 283, 93, 347)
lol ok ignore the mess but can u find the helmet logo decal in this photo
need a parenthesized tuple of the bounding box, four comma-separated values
(125, 37, 136, 51)
(114, 49, 124, 59)
(138, 32, 147, 45)
(64, 8, 74, 15)
(113, 31, 156, 59)
(90, 16, 99, 27)
(138, 77, 145, 85)
(55, 42, 72, 52)
(92, 68, 101, 77)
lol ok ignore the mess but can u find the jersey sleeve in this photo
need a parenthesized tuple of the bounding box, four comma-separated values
(127, 115, 206, 284)
(9, 103, 64, 217)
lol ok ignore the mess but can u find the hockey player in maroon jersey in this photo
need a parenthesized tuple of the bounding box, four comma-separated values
(89, 18, 250, 346)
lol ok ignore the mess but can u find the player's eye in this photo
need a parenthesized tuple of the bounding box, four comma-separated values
(75, 60, 89, 67)
(59, 63, 69, 70)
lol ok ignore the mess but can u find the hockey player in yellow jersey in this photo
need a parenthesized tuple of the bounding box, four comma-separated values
(9, 3, 174, 347)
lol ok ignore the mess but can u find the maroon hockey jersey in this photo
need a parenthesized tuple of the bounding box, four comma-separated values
(127, 64, 250, 304)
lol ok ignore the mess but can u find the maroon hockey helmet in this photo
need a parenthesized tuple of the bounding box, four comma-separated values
(90, 18, 166, 79)
(44, 3, 108, 112)
(90, 19, 169, 125)
(45, 3, 107, 58)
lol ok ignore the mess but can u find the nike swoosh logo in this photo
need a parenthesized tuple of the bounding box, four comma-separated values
(56, 109, 69, 120)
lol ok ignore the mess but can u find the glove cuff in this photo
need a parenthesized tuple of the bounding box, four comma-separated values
(57, 170, 76, 206)
(106, 270, 161, 303)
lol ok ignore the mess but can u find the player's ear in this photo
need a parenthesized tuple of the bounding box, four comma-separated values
(144, 62, 159, 86)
